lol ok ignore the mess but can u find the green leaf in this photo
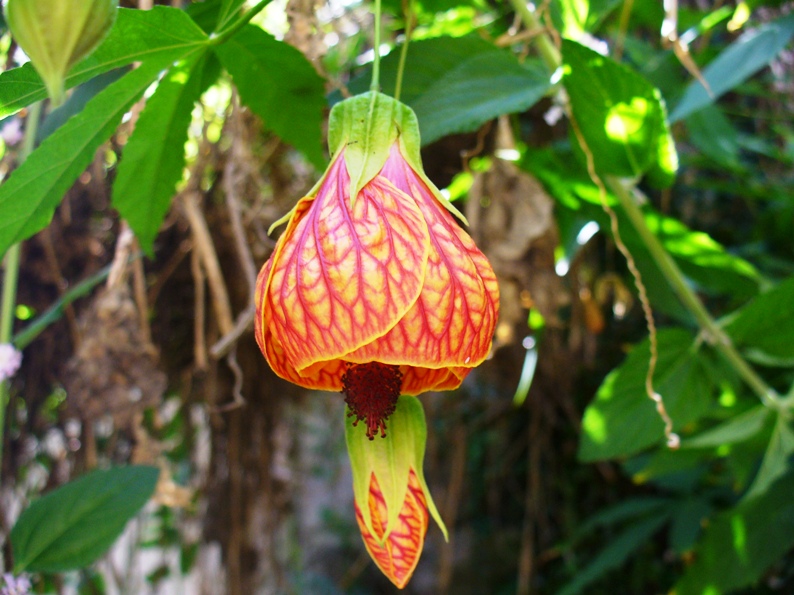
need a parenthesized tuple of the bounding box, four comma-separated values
(213, 24, 326, 168)
(570, 498, 669, 543)
(562, 39, 678, 184)
(217, 0, 247, 30)
(344, 36, 552, 146)
(0, 6, 209, 118)
(579, 329, 713, 462)
(0, 57, 184, 260)
(669, 498, 712, 554)
(11, 466, 159, 572)
(685, 105, 742, 169)
(549, 0, 622, 36)
(558, 514, 671, 595)
(676, 469, 794, 594)
(670, 13, 794, 123)
(724, 276, 794, 364)
(743, 416, 794, 501)
(112, 53, 210, 254)
(38, 69, 129, 143)
(681, 405, 771, 449)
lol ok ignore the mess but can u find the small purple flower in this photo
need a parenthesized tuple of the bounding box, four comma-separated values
(0, 118, 23, 147)
(1, 573, 31, 595)
(0, 344, 23, 381)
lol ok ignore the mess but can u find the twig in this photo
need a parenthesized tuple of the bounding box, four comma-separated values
(209, 98, 261, 359)
(191, 244, 208, 371)
(107, 223, 136, 289)
(131, 236, 152, 344)
(39, 226, 80, 347)
(181, 192, 235, 337)
(213, 347, 247, 411)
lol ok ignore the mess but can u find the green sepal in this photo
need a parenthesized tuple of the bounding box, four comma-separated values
(5, 0, 118, 106)
(345, 395, 448, 545)
(328, 91, 468, 224)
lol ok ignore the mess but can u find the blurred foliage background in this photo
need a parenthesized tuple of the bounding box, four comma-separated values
(0, 0, 793, 593)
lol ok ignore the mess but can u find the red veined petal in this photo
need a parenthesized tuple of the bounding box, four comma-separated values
(344, 146, 499, 376)
(263, 152, 431, 374)
(355, 469, 428, 589)
(400, 366, 468, 395)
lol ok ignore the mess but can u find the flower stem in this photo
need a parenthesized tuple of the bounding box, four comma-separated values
(394, 0, 415, 101)
(370, 0, 383, 92)
(0, 101, 42, 493)
(209, 0, 275, 45)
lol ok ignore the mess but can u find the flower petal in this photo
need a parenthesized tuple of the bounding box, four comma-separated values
(345, 146, 499, 378)
(400, 366, 468, 394)
(263, 152, 431, 373)
(355, 469, 428, 589)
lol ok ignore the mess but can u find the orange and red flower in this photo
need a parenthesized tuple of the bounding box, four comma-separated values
(355, 468, 428, 589)
(254, 92, 499, 438)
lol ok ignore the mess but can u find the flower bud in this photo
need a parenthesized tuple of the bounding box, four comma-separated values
(4, 0, 118, 106)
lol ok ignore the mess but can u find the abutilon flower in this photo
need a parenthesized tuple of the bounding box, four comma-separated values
(345, 395, 447, 589)
(254, 92, 499, 438)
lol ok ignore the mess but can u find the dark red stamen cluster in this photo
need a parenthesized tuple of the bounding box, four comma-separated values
(342, 362, 403, 440)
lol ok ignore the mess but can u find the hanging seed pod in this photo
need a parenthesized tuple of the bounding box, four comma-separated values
(4, 0, 118, 106)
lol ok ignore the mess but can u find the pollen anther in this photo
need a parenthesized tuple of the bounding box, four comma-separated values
(342, 362, 403, 439)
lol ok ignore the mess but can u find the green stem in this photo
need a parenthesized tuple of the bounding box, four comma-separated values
(505, 0, 561, 71)
(394, 0, 415, 101)
(607, 176, 781, 409)
(508, 0, 780, 410)
(210, 0, 275, 45)
(0, 101, 42, 500)
(370, 0, 383, 92)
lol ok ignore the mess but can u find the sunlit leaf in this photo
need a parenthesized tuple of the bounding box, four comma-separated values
(213, 24, 326, 167)
(113, 53, 211, 254)
(0, 7, 208, 118)
(0, 57, 189, 260)
(670, 13, 794, 122)
(579, 329, 713, 461)
(344, 36, 552, 145)
(562, 39, 678, 185)
(11, 466, 159, 572)
(724, 276, 794, 364)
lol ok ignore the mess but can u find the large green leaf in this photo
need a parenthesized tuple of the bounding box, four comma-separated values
(524, 148, 760, 319)
(217, 0, 247, 30)
(670, 13, 794, 123)
(0, 57, 187, 260)
(558, 513, 671, 595)
(685, 105, 742, 169)
(11, 466, 159, 572)
(676, 470, 794, 594)
(112, 53, 210, 254)
(0, 6, 208, 118)
(579, 329, 714, 462)
(724, 276, 794, 365)
(562, 39, 678, 185)
(213, 24, 326, 168)
(742, 416, 794, 501)
(681, 405, 771, 450)
(344, 36, 552, 145)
